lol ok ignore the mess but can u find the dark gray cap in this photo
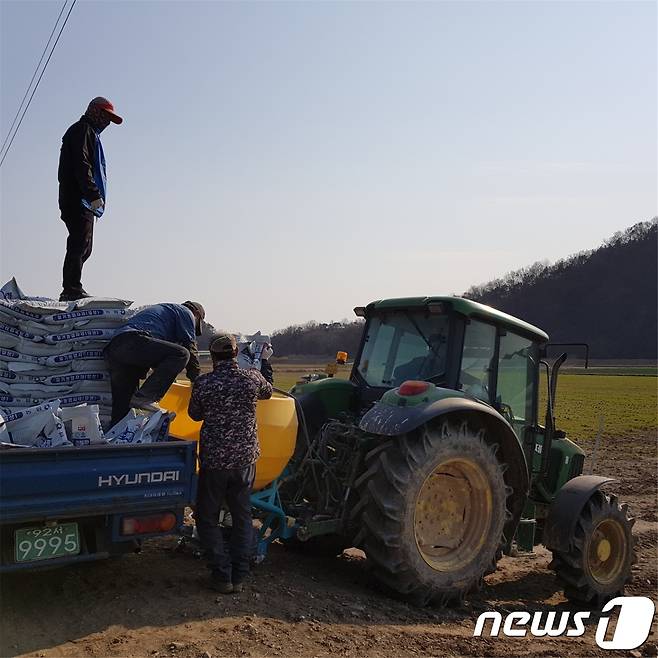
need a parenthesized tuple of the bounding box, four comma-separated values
(210, 333, 237, 355)
(183, 301, 205, 320)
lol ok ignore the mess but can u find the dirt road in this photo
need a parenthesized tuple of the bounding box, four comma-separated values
(2, 431, 656, 658)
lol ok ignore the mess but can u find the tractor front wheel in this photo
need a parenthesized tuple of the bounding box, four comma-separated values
(550, 490, 635, 605)
(351, 419, 509, 606)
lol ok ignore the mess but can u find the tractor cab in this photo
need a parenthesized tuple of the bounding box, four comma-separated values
(351, 297, 546, 443)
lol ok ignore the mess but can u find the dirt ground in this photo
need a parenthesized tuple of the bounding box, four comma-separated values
(1, 431, 656, 658)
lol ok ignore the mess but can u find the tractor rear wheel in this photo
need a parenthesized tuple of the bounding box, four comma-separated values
(351, 419, 509, 606)
(550, 490, 635, 605)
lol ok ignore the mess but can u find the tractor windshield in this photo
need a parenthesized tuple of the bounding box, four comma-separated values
(357, 312, 449, 387)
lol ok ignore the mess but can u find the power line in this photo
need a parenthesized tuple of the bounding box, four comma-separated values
(0, 0, 68, 157)
(0, 0, 77, 169)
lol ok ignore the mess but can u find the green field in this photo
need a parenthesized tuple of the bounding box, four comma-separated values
(547, 373, 657, 442)
(270, 362, 657, 444)
(564, 366, 657, 376)
(271, 362, 348, 392)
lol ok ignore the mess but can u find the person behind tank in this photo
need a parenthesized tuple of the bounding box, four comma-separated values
(188, 333, 273, 594)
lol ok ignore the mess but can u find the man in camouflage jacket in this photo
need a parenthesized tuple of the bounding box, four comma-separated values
(188, 333, 273, 593)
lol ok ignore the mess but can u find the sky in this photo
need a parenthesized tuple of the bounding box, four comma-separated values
(1, 0, 656, 335)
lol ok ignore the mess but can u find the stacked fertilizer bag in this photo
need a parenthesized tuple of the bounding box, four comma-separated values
(0, 278, 173, 449)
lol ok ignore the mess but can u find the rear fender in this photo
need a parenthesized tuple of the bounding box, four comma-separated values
(360, 395, 502, 437)
(359, 396, 529, 551)
(543, 475, 615, 553)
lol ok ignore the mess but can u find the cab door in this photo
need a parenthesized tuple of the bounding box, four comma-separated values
(495, 331, 539, 442)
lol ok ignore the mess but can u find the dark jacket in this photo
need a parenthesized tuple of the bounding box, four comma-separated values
(260, 359, 274, 385)
(188, 360, 273, 469)
(58, 116, 104, 215)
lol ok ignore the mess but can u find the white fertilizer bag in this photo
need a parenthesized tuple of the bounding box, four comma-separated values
(69, 381, 112, 395)
(58, 392, 113, 407)
(2, 340, 72, 358)
(104, 410, 149, 444)
(73, 297, 132, 310)
(0, 278, 26, 301)
(43, 349, 106, 369)
(0, 300, 47, 323)
(0, 395, 44, 410)
(105, 409, 173, 444)
(43, 328, 117, 345)
(41, 308, 133, 325)
(7, 363, 63, 376)
(70, 359, 108, 373)
(5, 383, 73, 396)
(0, 411, 8, 443)
(14, 299, 70, 314)
(60, 404, 105, 446)
(0, 348, 41, 366)
(236, 331, 272, 372)
(141, 409, 174, 443)
(0, 370, 109, 388)
(0, 323, 43, 348)
(0, 309, 19, 328)
(0, 369, 38, 384)
(0, 278, 132, 312)
(13, 321, 62, 337)
(39, 371, 110, 387)
(3, 400, 70, 448)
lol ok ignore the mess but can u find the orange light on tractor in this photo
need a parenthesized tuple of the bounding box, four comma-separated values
(336, 351, 348, 365)
(398, 380, 430, 396)
(121, 512, 177, 536)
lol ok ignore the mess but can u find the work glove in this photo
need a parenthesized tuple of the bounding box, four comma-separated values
(83, 197, 105, 217)
(261, 344, 273, 361)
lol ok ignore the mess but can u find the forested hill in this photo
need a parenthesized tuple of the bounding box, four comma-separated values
(464, 219, 657, 359)
(267, 220, 656, 359)
(271, 320, 364, 359)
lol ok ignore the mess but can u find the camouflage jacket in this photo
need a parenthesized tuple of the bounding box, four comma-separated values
(188, 360, 273, 469)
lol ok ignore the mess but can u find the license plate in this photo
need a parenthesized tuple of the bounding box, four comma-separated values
(15, 523, 80, 563)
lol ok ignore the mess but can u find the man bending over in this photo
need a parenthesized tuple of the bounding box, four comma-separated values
(104, 301, 205, 426)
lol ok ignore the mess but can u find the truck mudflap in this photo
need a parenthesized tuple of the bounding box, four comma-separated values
(543, 475, 615, 553)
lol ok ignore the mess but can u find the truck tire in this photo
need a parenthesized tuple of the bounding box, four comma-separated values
(550, 490, 635, 605)
(350, 419, 509, 606)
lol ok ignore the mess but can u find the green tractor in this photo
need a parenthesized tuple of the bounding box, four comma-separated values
(277, 296, 635, 606)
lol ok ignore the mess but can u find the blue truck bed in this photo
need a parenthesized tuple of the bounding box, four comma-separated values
(0, 438, 197, 572)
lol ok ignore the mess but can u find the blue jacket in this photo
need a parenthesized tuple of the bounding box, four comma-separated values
(115, 304, 196, 344)
(114, 304, 200, 380)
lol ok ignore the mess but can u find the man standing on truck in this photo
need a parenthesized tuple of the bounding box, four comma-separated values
(104, 301, 205, 427)
(188, 333, 273, 594)
(58, 97, 122, 302)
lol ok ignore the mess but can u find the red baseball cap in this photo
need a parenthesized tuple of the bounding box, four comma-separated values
(88, 96, 123, 124)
